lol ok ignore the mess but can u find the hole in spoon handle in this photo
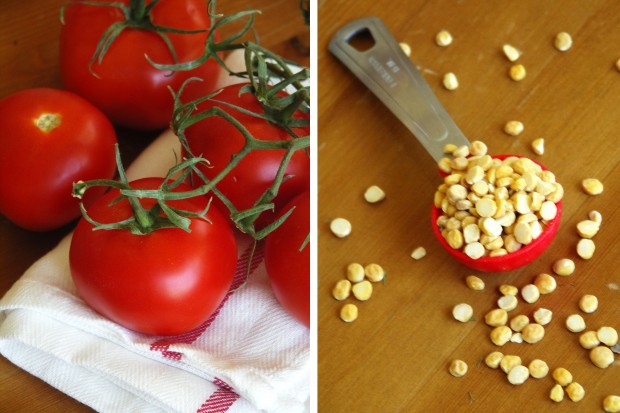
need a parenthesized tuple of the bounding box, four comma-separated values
(328, 17, 470, 162)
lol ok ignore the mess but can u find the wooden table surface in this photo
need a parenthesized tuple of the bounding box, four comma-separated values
(318, 1, 620, 412)
(0, 1, 309, 411)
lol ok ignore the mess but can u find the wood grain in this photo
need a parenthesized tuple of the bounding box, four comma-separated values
(0, 1, 308, 411)
(318, 1, 620, 412)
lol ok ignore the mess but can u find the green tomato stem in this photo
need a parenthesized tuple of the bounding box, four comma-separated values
(129, 0, 148, 22)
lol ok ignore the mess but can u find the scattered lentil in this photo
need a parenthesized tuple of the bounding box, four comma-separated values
(449, 359, 468, 377)
(579, 331, 600, 349)
(364, 263, 385, 282)
(485, 308, 508, 327)
(522, 323, 545, 343)
(502, 44, 521, 62)
(347, 263, 365, 283)
(399, 42, 411, 57)
(490, 325, 513, 346)
(566, 314, 586, 333)
(597, 326, 619, 347)
(578, 294, 598, 313)
(330, 217, 352, 238)
(510, 314, 530, 332)
(465, 275, 485, 290)
(603, 395, 620, 412)
(590, 346, 615, 368)
(500, 284, 519, 296)
(485, 351, 504, 369)
(452, 303, 474, 322)
(500, 355, 522, 373)
(553, 258, 575, 276)
(550, 383, 565, 402)
(528, 359, 549, 378)
(531, 138, 545, 155)
(509, 64, 527, 81)
(589, 210, 603, 225)
(443, 72, 459, 90)
(498, 295, 518, 311)
(533, 308, 553, 325)
(507, 365, 530, 385)
(332, 279, 352, 300)
(576, 220, 600, 238)
(552, 367, 573, 386)
(576, 238, 596, 259)
(411, 246, 427, 260)
(352, 280, 373, 301)
(504, 120, 524, 136)
(566, 382, 585, 402)
(521, 284, 540, 304)
(436, 30, 453, 47)
(364, 185, 386, 203)
(582, 178, 604, 195)
(534, 273, 557, 294)
(554, 32, 573, 51)
(340, 303, 358, 322)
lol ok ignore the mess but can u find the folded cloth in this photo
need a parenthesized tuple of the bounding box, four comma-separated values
(0, 129, 310, 413)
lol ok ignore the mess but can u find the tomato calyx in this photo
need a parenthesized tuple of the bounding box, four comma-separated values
(34, 113, 62, 133)
(73, 145, 212, 235)
(60, 0, 215, 77)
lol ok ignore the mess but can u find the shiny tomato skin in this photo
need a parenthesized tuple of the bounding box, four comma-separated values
(69, 178, 238, 336)
(60, 0, 222, 130)
(0, 88, 117, 231)
(184, 82, 310, 229)
(264, 191, 310, 328)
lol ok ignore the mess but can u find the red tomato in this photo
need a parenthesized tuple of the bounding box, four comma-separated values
(0, 88, 117, 231)
(60, 0, 222, 130)
(69, 178, 238, 336)
(264, 191, 310, 328)
(184, 82, 310, 229)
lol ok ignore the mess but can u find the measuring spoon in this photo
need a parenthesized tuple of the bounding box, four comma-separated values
(329, 17, 562, 272)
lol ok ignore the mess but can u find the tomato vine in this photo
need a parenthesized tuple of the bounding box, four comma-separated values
(73, 0, 311, 240)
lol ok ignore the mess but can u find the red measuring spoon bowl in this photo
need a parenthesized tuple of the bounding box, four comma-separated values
(431, 154, 562, 272)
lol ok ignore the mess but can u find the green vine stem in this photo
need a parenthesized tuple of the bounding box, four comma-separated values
(60, 0, 256, 77)
(73, 145, 213, 235)
(132, 81, 310, 238)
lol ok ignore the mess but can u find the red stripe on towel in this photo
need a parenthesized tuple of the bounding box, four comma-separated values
(149, 241, 264, 361)
(196, 378, 240, 413)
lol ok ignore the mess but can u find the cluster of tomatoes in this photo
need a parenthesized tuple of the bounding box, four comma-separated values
(0, 0, 310, 335)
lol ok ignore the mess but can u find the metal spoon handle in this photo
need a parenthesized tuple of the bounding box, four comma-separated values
(328, 17, 469, 162)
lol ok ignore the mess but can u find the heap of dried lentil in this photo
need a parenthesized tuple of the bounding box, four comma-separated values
(435, 140, 563, 259)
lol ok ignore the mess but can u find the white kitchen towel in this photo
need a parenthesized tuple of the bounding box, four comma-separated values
(0, 128, 310, 413)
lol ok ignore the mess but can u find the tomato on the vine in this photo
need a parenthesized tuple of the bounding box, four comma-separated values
(264, 190, 310, 328)
(0, 88, 117, 231)
(60, 0, 222, 130)
(69, 177, 238, 336)
(183, 82, 310, 229)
